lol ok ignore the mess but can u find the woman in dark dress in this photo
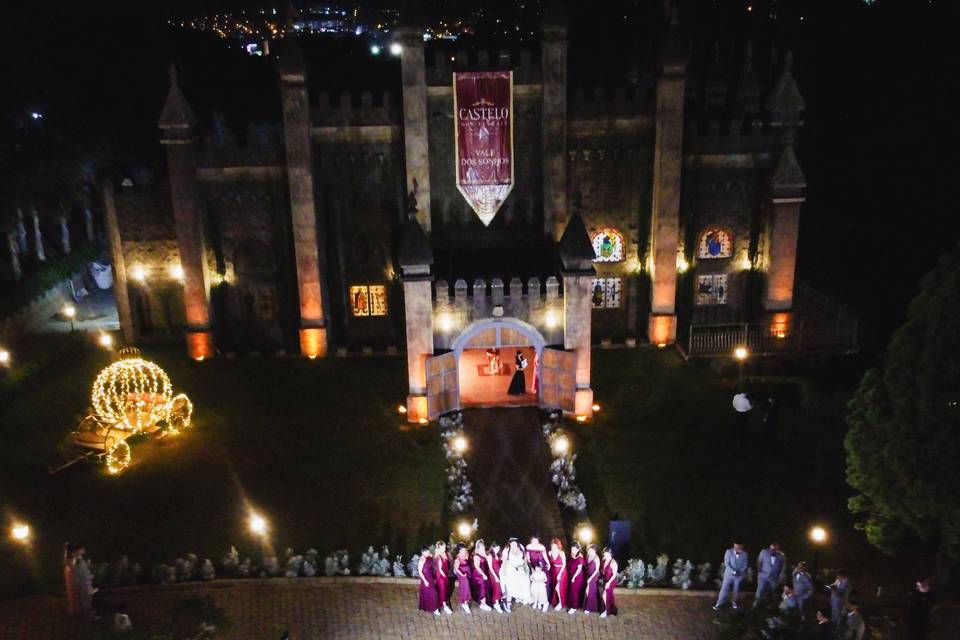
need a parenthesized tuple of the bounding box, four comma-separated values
(471, 540, 492, 611)
(434, 541, 453, 615)
(454, 545, 473, 614)
(417, 547, 440, 616)
(488, 542, 506, 613)
(549, 538, 568, 611)
(567, 542, 585, 614)
(584, 544, 602, 615)
(507, 350, 527, 395)
(600, 547, 618, 617)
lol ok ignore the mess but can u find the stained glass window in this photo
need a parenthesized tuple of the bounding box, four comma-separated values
(697, 228, 733, 259)
(696, 274, 728, 306)
(591, 229, 625, 263)
(350, 285, 388, 317)
(590, 277, 623, 308)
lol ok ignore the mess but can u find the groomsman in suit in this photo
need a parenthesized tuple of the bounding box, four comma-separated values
(792, 561, 814, 619)
(713, 542, 749, 610)
(829, 571, 851, 628)
(754, 542, 786, 607)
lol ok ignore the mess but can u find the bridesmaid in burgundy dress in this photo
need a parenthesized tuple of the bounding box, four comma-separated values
(453, 545, 473, 614)
(488, 542, 506, 613)
(417, 546, 440, 616)
(566, 542, 585, 614)
(525, 536, 548, 571)
(549, 538, 568, 611)
(471, 540, 493, 611)
(600, 547, 619, 617)
(434, 541, 453, 615)
(583, 544, 602, 615)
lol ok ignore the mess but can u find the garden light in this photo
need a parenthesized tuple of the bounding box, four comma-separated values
(0, 349, 9, 366)
(10, 523, 30, 543)
(575, 524, 594, 545)
(576, 415, 587, 423)
(591, 403, 601, 413)
(456, 520, 473, 539)
(397, 404, 407, 414)
(98, 333, 114, 348)
(389, 42, 402, 56)
(62, 304, 76, 319)
(552, 434, 570, 456)
(452, 435, 468, 453)
(419, 417, 428, 425)
(248, 513, 268, 536)
(370, 44, 381, 55)
(734, 346, 749, 361)
(809, 526, 828, 544)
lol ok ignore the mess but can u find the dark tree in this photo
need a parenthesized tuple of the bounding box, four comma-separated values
(845, 242, 960, 567)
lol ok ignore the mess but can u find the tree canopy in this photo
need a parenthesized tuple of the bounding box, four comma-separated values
(845, 242, 960, 566)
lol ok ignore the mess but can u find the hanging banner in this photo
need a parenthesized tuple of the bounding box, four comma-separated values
(454, 71, 514, 226)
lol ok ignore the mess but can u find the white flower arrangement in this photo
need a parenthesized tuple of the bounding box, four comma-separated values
(542, 414, 588, 514)
(440, 413, 474, 515)
(392, 555, 407, 577)
(324, 550, 351, 576)
(201, 559, 216, 581)
(406, 554, 421, 579)
(647, 553, 669, 584)
(696, 562, 712, 585)
(357, 546, 392, 576)
(671, 559, 694, 590)
(618, 558, 647, 588)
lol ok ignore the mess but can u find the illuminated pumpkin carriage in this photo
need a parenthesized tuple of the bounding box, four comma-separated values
(70, 347, 193, 474)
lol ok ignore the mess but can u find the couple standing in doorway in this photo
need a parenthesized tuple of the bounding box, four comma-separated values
(507, 350, 531, 396)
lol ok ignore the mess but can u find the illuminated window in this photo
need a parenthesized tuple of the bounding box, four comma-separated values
(591, 229, 625, 263)
(696, 274, 728, 306)
(350, 284, 388, 317)
(590, 278, 622, 309)
(697, 228, 733, 259)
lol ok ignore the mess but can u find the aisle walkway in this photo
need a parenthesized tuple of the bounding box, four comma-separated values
(461, 408, 563, 542)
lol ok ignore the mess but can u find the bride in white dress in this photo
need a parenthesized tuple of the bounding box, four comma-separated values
(501, 538, 531, 609)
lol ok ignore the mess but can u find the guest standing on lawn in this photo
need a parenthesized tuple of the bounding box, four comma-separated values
(454, 545, 473, 614)
(63, 543, 77, 616)
(417, 547, 440, 616)
(487, 542, 506, 613)
(567, 542, 585, 614)
(549, 538, 567, 611)
(907, 578, 936, 640)
(583, 544, 601, 615)
(471, 540, 492, 611)
(714, 542, 749, 610)
(755, 542, 786, 607)
(829, 571, 851, 628)
(792, 561, 814, 619)
(434, 541, 453, 615)
(600, 547, 618, 618)
(71, 544, 99, 621)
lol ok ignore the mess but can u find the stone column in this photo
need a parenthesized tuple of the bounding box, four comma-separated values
(397, 26, 431, 233)
(102, 180, 135, 344)
(542, 12, 569, 239)
(764, 144, 806, 315)
(31, 208, 45, 261)
(563, 272, 594, 417)
(399, 215, 434, 422)
(159, 66, 213, 360)
(6, 230, 21, 281)
(280, 39, 329, 358)
(647, 33, 686, 346)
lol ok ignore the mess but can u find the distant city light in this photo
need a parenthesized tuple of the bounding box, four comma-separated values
(389, 42, 402, 56)
(370, 44, 381, 55)
(30, 111, 43, 120)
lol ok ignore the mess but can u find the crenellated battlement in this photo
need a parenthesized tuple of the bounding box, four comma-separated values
(310, 90, 400, 127)
(426, 47, 541, 86)
(196, 123, 285, 167)
(431, 276, 564, 349)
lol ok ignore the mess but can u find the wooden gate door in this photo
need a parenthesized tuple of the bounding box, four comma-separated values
(426, 352, 461, 419)
(538, 347, 576, 413)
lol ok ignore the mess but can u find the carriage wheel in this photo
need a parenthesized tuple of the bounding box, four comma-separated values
(169, 393, 194, 433)
(106, 440, 131, 475)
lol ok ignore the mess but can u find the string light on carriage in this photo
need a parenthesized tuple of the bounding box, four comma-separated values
(10, 523, 31, 543)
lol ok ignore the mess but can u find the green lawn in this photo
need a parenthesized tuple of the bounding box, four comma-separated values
(0, 335, 445, 599)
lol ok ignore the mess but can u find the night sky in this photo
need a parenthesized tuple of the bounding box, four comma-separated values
(2, 0, 957, 355)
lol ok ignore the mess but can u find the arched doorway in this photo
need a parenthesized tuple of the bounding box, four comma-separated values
(451, 318, 544, 408)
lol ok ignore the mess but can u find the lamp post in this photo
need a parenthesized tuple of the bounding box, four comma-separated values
(808, 525, 828, 578)
(734, 346, 749, 390)
(63, 303, 76, 332)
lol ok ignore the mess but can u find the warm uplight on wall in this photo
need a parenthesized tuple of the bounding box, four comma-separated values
(591, 403, 601, 413)
(169, 264, 185, 281)
(676, 253, 690, 274)
(438, 313, 454, 333)
(397, 404, 407, 414)
(544, 310, 561, 330)
(737, 254, 753, 271)
(576, 415, 587, 423)
(130, 265, 147, 284)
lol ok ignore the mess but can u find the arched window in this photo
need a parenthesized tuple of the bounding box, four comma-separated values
(697, 228, 733, 259)
(591, 228, 625, 263)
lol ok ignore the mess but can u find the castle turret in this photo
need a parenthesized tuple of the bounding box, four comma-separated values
(399, 214, 434, 422)
(397, 8, 431, 233)
(159, 64, 214, 360)
(542, 0, 569, 239)
(764, 144, 806, 316)
(279, 21, 329, 359)
(559, 213, 595, 418)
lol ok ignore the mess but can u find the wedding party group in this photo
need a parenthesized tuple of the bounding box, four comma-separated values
(416, 536, 619, 617)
